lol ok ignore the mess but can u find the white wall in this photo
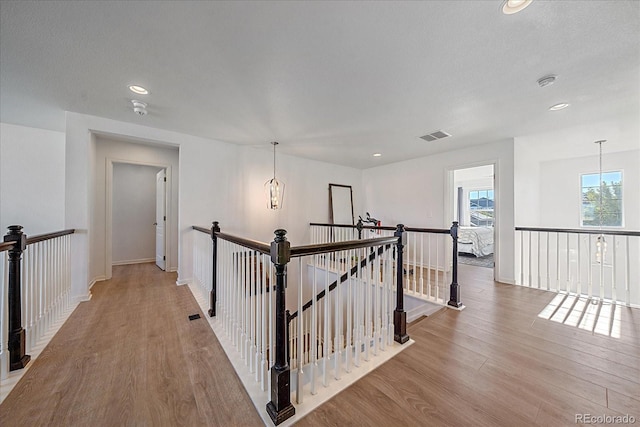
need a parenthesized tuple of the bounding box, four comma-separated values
(63, 112, 363, 303)
(0, 123, 65, 234)
(362, 139, 515, 284)
(92, 136, 179, 279)
(236, 146, 363, 245)
(514, 117, 640, 228)
(513, 139, 542, 227)
(112, 163, 161, 264)
(538, 150, 639, 230)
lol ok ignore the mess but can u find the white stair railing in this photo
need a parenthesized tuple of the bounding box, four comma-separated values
(515, 227, 640, 307)
(310, 222, 457, 306)
(1, 227, 75, 380)
(191, 223, 414, 424)
(287, 242, 396, 404)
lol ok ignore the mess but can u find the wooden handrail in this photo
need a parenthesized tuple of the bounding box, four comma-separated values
(192, 225, 211, 235)
(309, 222, 356, 229)
(516, 227, 640, 237)
(216, 231, 271, 254)
(26, 229, 75, 245)
(1, 229, 75, 252)
(310, 222, 450, 234)
(290, 236, 398, 257)
(192, 225, 271, 254)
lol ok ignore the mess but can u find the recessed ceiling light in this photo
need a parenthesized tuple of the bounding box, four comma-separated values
(502, 0, 533, 14)
(373, 153, 382, 157)
(128, 85, 149, 95)
(549, 103, 570, 111)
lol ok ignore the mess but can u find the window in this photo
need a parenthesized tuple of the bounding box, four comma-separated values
(581, 171, 623, 227)
(468, 189, 494, 227)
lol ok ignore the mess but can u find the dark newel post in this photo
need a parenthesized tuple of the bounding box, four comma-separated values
(394, 224, 409, 344)
(285, 310, 291, 364)
(4, 225, 31, 371)
(356, 218, 364, 240)
(448, 221, 463, 308)
(266, 229, 295, 425)
(208, 221, 220, 317)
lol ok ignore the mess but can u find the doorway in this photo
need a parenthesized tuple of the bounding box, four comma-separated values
(155, 169, 166, 270)
(106, 159, 172, 279)
(451, 164, 496, 272)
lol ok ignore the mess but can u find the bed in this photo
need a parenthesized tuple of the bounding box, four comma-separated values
(458, 226, 494, 257)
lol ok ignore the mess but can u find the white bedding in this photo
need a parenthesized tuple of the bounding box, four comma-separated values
(458, 226, 494, 257)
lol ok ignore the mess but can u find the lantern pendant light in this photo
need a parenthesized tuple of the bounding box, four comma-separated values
(265, 141, 285, 209)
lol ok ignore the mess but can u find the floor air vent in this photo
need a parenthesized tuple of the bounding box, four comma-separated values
(420, 130, 451, 142)
(188, 314, 201, 321)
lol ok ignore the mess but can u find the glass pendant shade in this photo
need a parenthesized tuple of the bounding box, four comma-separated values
(265, 141, 284, 209)
(265, 177, 284, 210)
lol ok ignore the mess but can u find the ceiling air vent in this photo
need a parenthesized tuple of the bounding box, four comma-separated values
(420, 130, 451, 142)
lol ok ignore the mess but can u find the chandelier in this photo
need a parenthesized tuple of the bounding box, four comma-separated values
(265, 141, 285, 209)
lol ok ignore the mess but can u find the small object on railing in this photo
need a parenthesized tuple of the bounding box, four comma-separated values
(356, 218, 364, 240)
(394, 224, 409, 344)
(4, 225, 31, 371)
(209, 221, 220, 317)
(266, 229, 295, 425)
(448, 221, 463, 309)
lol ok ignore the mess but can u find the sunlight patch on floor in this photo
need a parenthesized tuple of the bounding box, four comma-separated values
(537, 293, 621, 338)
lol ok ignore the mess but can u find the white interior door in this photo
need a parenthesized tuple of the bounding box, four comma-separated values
(155, 169, 166, 270)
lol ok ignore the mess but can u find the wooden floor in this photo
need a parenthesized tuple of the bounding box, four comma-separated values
(299, 264, 640, 426)
(0, 263, 262, 427)
(1, 263, 638, 426)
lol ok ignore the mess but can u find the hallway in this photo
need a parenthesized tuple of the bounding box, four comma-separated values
(0, 263, 262, 426)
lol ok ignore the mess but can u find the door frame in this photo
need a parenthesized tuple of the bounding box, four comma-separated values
(105, 158, 172, 279)
(444, 159, 499, 280)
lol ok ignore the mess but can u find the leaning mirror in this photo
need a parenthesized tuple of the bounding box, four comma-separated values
(329, 183, 354, 225)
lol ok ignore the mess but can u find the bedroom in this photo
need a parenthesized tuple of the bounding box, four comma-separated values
(453, 164, 496, 269)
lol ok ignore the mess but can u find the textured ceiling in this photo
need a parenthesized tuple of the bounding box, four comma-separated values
(1, 0, 638, 168)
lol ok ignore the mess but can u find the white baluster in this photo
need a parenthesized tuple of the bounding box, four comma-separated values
(354, 248, 361, 368)
(612, 236, 617, 303)
(419, 234, 424, 297)
(427, 234, 432, 298)
(323, 246, 330, 387)
(345, 249, 352, 373)
(310, 254, 318, 394)
(334, 250, 342, 380)
(624, 236, 630, 306)
(261, 252, 267, 390)
(297, 257, 304, 403)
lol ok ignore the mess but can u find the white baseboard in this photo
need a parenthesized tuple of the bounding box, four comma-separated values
(497, 276, 515, 285)
(176, 277, 192, 286)
(112, 258, 155, 266)
(89, 276, 107, 289)
(73, 292, 92, 304)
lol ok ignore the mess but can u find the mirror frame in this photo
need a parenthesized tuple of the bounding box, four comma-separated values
(328, 183, 355, 225)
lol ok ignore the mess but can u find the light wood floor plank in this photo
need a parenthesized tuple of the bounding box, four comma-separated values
(0, 263, 262, 427)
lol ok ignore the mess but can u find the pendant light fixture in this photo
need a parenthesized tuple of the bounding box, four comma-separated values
(265, 141, 285, 209)
(594, 140, 607, 263)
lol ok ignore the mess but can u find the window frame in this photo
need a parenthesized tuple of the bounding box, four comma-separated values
(579, 169, 624, 228)
(467, 187, 494, 227)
